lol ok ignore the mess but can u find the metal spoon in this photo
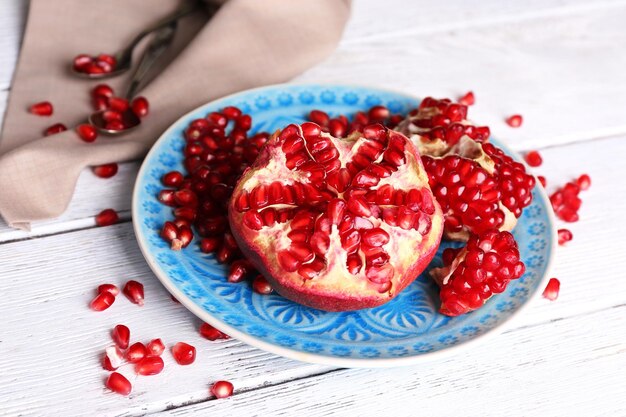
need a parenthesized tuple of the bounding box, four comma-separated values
(72, 0, 200, 79)
(89, 23, 178, 135)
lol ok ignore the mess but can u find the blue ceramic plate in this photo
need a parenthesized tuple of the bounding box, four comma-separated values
(133, 84, 556, 367)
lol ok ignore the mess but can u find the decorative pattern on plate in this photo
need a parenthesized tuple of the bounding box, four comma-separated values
(133, 84, 555, 366)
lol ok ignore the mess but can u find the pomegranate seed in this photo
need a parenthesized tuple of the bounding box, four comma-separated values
(162, 171, 184, 187)
(542, 278, 560, 301)
(93, 163, 118, 178)
(577, 174, 591, 190)
(44, 123, 67, 136)
(76, 124, 98, 142)
(211, 380, 234, 399)
(93, 95, 109, 111)
(108, 97, 129, 112)
(111, 324, 130, 349)
(98, 283, 119, 296)
(136, 356, 165, 376)
(103, 346, 124, 370)
(172, 342, 196, 365)
(505, 114, 523, 127)
(73, 54, 92, 71)
(458, 91, 475, 105)
(201, 237, 221, 253)
(147, 338, 165, 356)
(29, 101, 53, 116)
(106, 372, 132, 396)
(95, 208, 119, 226)
(537, 175, 547, 187)
(92, 84, 114, 99)
(228, 259, 252, 283)
(126, 342, 147, 363)
(222, 106, 242, 120)
(558, 228, 573, 245)
(524, 150, 542, 167)
(131, 96, 149, 118)
(236, 114, 252, 130)
(90, 292, 115, 311)
(200, 323, 229, 341)
(252, 275, 273, 294)
(123, 280, 144, 306)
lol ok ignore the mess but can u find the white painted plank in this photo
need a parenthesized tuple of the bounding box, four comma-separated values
(0, 0, 26, 90)
(162, 306, 626, 417)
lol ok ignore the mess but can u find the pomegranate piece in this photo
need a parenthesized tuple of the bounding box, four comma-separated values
(200, 323, 229, 341)
(98, 283, 119, 296)
(106, 372, 132, 396)
(147, 338, 165, 356)
(136, 356, 164, 376)
(95, 208, 119, 227)
(229, 123, 443, 311)
(90, 292, 115, 311)
(131, 96, 149, 117)
(430, 229, 525, 316)
(104, 346, 125, 371)
(44, 123, 67, 136)
(76, 124, 98, 142)
(558, 228, 573, 245)
(577, 174, 591, 190)
(29, 101, 53, 116)
(123, 280, 145, 306)
(172, 342, 196, 365)
(505, 114, 523, 127)
(126, 342, 147, 363)
(524, 150, 542, 167)
(211, 380, 234, 399)
(542, 278, 560, 301)
(93, 163, 118, 178)
(111, 324, 130, 349)
(458, 91, 475, 106)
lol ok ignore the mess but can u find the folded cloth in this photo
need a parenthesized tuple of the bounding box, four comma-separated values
(0, 0, 351, 230)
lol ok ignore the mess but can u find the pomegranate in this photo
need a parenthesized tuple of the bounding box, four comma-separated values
(95, 209, 119, 226)
(136, 356, 164, 376)
(558, 228, 573, 245)
(430, 229, 525, 316)
(228, 123, 443, 311)
(550, 181, 583, 222)
(200, 323, 229, 341)
(307, 105, 404, 136)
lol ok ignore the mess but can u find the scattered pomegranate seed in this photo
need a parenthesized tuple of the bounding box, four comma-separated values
(44, 123, 67, 136)
(90, 292, 115, 311)
(252, 275, 273, 295)
(147, 338, 165, 356)
(131, 96, 149, 118)
(577, 174, 591, 190)
(92, 84, 114, 99)
(136, 356, 165, 376)
(524, 150, 542, 167)
(104, 346, 125, 370)
(111, 324, 130, 349)
(93, 163, 119, 178)
(106, 372, 132, 396)
(98, 284, 119, 296)
(200, 323, 229, 341)
(558, 228, 573, 245)
(458, 91, 475, 106)
(172, 342, 196, 365)
(76, 124, 98, 142)
(542, 278, 560, 301)
(537, 175, 547, 187)
(29, 101, 53, 116)
(95, 209, 119, 226)
(505, 114, 523, 127)
(123, 280, 145, 306)
(211, 380, 234, 399)
(126, 342, 147, 363)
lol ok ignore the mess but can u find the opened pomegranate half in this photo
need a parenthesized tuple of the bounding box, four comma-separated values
(229, 123, 443, 311)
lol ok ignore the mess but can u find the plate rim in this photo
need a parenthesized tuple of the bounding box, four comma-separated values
(132, 82, 557, 368)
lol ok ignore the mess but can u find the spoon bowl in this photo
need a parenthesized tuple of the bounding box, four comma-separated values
(88, 109, 141, 135)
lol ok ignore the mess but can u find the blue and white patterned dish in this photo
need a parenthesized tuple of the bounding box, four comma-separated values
(132, 84, 556, 367)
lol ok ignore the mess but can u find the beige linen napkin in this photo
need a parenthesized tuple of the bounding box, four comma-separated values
(0, 0, 351, 230)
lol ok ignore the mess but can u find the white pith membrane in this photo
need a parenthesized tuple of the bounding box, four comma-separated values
(230, 124, 443, 305)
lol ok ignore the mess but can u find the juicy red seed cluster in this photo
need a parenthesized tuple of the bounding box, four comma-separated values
(307, 105, 404, 137)
(408, 97, 490, 144)
(422, 155, 503, 235)
(90, 84, 150, 131)
(439, 230, 525, 316)
(550, 180, 585, 222)
(481, 143, 536, 217)
(73, 53, 117, 75)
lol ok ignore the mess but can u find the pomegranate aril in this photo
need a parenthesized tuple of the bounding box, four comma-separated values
(76, 124, 98, 142)
(92, 83, 114, 99)
(577, 174, 591, 190)
(127, 342, 147, 363)
(558, 228, 573, 245)
(90, 292, 115, 311)
(95, 208, 119, 226)
(162, 171, 184, 187)
(147, 338, 165, 356)
(131, 96, 149, 118)
(228, 259, 252, 283)
(108, 97, 129, 112)
(538, 175, 547, 187)
(543, 278, 560, 301)
(200, 323, 229, 341)
(112, 324, 130, 349)
(105, 120, 125, 131)
(104, 346, 124, 371)
(136, 356, 164, 376)
(29, 101, 53, 116)
(524, 150, 542, 167)
(93, 163, 118, 178)
(98, 284, 119, 296)
(458, 91, 475, 106)
(253, 275, 273, 294)
(172, 342, 196, 365)
(505, 114, 523, 127)
(44, 123, 67, 136)
(211, 380, 234, 399)
(222, 106, 242, 120)
(123, 280, 145, 306)
(106, 372, 132, 396)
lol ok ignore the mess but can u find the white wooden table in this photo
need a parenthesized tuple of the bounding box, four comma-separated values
(2, 1, 626, 416)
